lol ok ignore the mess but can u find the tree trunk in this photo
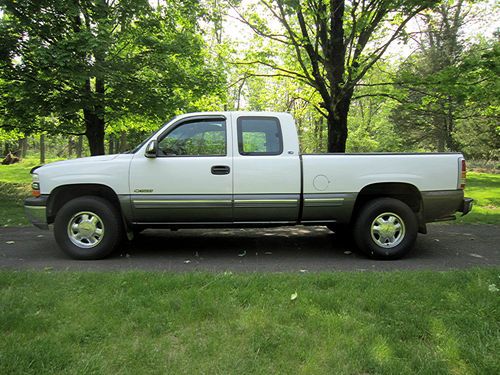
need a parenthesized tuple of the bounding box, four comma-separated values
(437, 124, 445, 152)
(445, 98, 456, 151)
(20, 138, 28, 158)
(40, 134, 46, 164)
(326, 94, 351, 153)
(108, 135, 115, 155)
(83, 76, 106, 156)
(3, 142, 11, 156)
(119, 131, 128, 152)
(76, 135, 83, 158)
(68, 137, 74, 158)
(84, 110, 105, 156)
(318, 118, 324, 151)
(15, 138, 26, 157)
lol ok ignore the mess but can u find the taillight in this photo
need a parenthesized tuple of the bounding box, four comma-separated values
(459, 159, 466, 189)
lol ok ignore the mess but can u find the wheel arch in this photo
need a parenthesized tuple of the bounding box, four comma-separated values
(352, 182, 426, 233)
(47, 184, 127, 226)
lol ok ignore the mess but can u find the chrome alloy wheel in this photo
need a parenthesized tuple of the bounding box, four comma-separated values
(67, 211, 105, 248)
(370, 212, 406, 248)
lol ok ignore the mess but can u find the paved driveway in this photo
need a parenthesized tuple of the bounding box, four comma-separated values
(0, 224, 498, 272)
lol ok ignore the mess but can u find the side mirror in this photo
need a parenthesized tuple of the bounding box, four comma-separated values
(145, 140, 157, 158)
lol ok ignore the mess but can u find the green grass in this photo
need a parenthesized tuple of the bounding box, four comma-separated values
(0, 158, 62, 226)
(0, 161, 34, 184)
(0, 182, 31, 226)
(0, 157, 59, 184)
(0, 269, 498, 374)
(456, 172, 500, 225)
(0, 159, 498, 226)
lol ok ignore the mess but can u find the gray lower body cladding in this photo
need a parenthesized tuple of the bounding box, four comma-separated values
(130, 194, 233, 223)
(25, 190, 472, 229)
(421, 190, 468, 222)
(302, 193, 356, 223)
(127, 193, 357, 225)
(127, 191, 468, 225)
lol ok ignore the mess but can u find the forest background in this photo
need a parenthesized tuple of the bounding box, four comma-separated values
(0, 0, 498, 165)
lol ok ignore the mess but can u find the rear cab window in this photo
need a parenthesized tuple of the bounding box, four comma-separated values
(237, 117, 283, 156)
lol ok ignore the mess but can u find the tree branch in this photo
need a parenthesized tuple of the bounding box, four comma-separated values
(349, 5, 429, 88)
(233, 60, 311, 84)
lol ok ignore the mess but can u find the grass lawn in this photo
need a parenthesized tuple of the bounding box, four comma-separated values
(0, 269, 499, 374)
(455, 172, 500, 225)
(1, 158, 498, 226)
(0, 158, 44, 184)
(0, 158, 61, 226)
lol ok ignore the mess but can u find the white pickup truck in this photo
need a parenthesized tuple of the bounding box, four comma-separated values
(25, 111, 472, 260)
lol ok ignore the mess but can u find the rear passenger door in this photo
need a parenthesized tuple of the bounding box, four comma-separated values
(232, 115, 301, 223)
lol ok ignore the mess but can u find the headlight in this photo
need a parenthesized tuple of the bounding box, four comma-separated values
(31, 173, 40, 197)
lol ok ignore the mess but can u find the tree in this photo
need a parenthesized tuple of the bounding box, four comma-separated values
(232, 0, 436, 152)
(446, 39, 499, 160)
(390, 1, 499, 155)
(390, 0, 467, 151)
(0, 0, 225, 155)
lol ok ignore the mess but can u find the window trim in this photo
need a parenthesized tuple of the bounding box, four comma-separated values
(156, 116, 228, 158)
(237, 116, 283, 156)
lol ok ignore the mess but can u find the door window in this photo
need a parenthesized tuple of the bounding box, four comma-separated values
(158, 119, 226, 156)
(237, 117, 283, 155)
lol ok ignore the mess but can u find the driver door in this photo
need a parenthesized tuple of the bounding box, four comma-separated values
(129, 115, 233, 223)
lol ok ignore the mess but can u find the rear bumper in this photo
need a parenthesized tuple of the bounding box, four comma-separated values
(24, 196, 49, 230)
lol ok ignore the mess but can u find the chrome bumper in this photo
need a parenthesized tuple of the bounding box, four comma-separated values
(24, 196, 49, 230)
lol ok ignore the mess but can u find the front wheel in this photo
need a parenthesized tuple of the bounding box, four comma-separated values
(54, 196, 123, 260)
(353, 198, 418, 260)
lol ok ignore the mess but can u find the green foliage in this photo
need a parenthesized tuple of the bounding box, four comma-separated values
(0, 0, 226, 153)
(453, 41, 500, 160)
(0, 128, 24, 144)
(347, 65, 406, 152)
(390, 2, 499, 156)
(0, 269, 498, 373)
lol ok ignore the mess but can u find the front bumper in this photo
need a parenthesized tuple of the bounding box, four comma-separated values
(460, 198, 474, 216)
(24, 196, 49, 230)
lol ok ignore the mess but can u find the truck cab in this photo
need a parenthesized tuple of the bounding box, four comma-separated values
(129, 112, 301, 224)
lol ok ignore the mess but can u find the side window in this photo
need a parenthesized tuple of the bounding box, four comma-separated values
(158, 119, 226, 156)
(237, 117, 283, 155)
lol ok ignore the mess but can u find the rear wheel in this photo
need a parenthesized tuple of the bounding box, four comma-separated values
(54, 196, 123, 260)
(353, 198, 418, 259)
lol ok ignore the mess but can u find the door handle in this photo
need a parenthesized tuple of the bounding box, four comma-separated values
(211, 165, 230, 175)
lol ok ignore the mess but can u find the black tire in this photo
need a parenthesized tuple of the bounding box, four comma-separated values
(54, 196, 123, 260)
(353, 198, 418, 260)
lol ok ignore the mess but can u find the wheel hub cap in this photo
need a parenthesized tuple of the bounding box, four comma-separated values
(370, 212, 405, 249)
(67, 212, 105, 249)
